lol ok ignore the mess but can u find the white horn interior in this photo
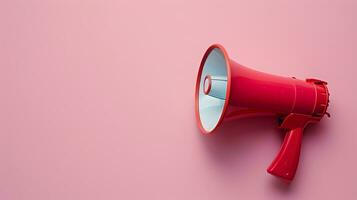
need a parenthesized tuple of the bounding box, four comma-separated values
(198, 48, 228, 132)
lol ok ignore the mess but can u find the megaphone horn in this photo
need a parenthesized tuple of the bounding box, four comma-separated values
(195, 44, 330, 181)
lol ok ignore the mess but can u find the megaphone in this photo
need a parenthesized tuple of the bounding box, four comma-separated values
(195, 44, 330, 181)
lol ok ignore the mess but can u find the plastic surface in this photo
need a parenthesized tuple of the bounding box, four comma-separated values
(267, 127, 302, 180)
(195, 44, 330, 181)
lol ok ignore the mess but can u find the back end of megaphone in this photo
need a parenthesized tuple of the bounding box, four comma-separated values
(195, 44, 330, 181)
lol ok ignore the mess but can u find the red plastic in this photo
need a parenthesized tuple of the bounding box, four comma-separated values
(267, 113, 321, 180)
(268, 127, 302, 180)
(203, 75, 212, 95)
(195, 44, 330, 181)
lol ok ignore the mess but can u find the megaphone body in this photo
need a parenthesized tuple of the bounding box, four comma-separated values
(195, 44, 330, 181)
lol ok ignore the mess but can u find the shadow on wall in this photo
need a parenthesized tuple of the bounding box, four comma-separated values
(197, 116, 280, 172)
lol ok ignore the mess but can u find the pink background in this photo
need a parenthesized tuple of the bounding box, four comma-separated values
(1, 0, 357, 199)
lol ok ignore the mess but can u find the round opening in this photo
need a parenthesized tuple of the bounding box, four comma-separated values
(203, 75, 212, 94)
(195, 46, 230, 133)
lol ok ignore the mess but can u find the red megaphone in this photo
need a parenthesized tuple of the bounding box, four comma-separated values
(195, 44, 330, 181)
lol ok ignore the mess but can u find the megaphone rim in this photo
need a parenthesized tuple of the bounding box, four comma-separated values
(195, 44, 232, 135)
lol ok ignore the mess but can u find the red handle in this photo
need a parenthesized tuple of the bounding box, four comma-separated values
(267, 128, 303, 180)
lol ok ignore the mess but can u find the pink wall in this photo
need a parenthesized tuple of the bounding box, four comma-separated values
(1, 0, 357, 199)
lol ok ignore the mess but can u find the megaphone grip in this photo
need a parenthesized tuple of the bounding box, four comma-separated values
(267, 127, 303, 180)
